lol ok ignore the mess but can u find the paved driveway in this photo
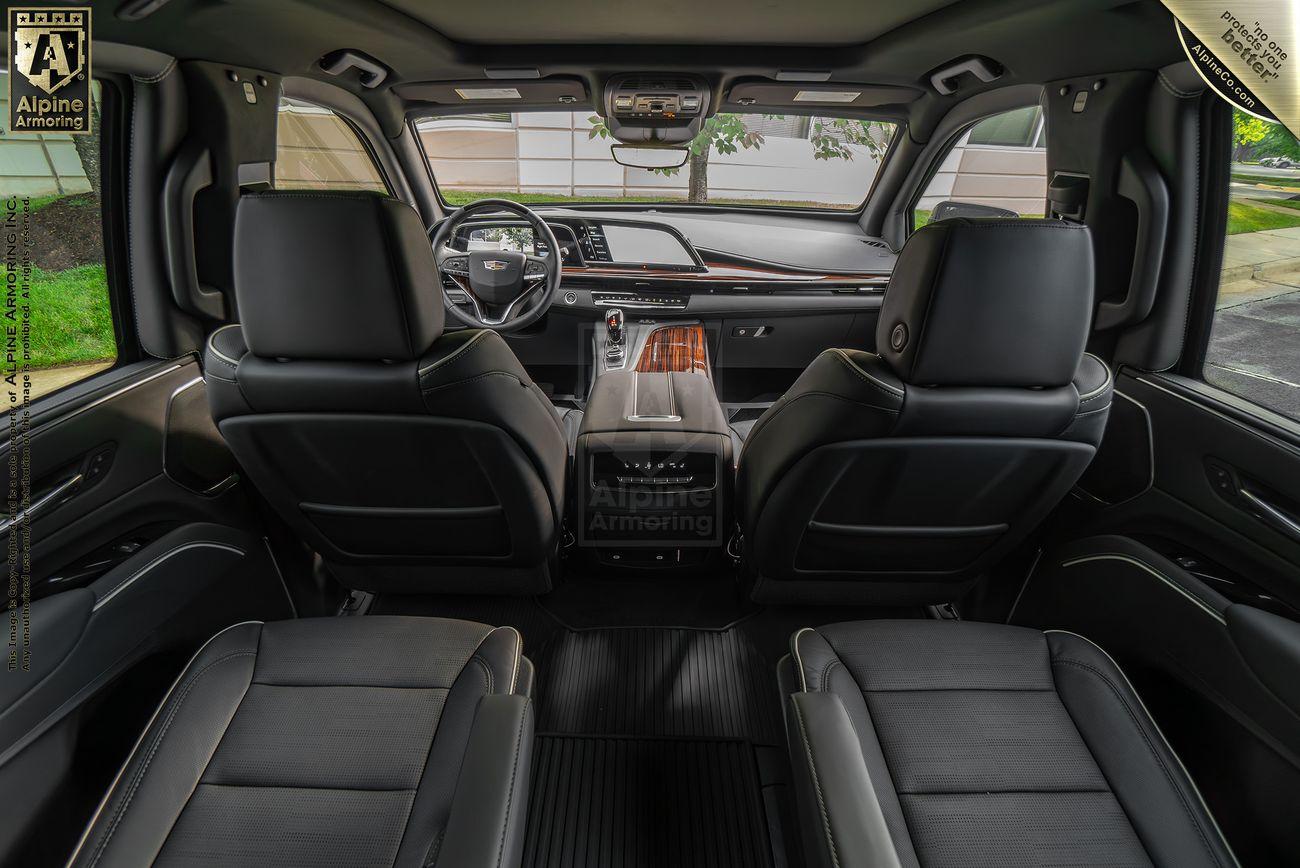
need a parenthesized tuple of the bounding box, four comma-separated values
(1232, 162, 1300, 179)
(1206, 278, 1300, 420)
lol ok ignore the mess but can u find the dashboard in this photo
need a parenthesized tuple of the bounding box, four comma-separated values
(439, 206, 899, 403)
(451, 219, 703, 271)
(440, 208, 897, 318)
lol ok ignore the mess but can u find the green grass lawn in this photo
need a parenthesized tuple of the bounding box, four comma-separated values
(1227, 200, 1300, 234)
(19, 193, 95, 213)
(0, 264, 116, 369)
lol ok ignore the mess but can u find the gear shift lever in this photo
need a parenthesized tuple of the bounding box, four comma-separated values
(604, 308, 625, 367)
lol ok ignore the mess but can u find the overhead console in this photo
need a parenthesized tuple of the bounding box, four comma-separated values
(601, 73, 713, 144)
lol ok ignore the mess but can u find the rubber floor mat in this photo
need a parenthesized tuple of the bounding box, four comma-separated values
(521, 627, 784, 868)
(522, 735, 773, 868)
(534, 626, 783, 744)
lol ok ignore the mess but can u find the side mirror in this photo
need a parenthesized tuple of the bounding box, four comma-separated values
(929, 200, 1021, 221)
(610, 145, 689, 170)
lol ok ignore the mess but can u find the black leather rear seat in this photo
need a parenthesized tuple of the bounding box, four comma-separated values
(67, 616, 533, 868)
(779, 620, 1238, 868)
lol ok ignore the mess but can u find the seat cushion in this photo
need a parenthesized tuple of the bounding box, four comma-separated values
(781, 620, 1238, 868)
(68, 616, 533, 868)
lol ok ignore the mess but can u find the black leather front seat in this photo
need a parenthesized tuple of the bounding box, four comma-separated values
(780, 620, 1239, 868)
(67, 616, 534, 868)
(735, 218, 1112, 604)
(205, 192, 568, 594)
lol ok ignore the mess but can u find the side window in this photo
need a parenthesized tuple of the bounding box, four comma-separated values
(1, 76, 119, 400)
(273, 97, 389, 193)
(914, 105, 1048, 228)
(1202, 110, 1300, 421)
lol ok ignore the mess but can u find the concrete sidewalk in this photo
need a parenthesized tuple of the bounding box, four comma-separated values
(1222, 226, 1300, 283)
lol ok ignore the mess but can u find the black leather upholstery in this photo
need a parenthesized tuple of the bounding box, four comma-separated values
(68, 616, 533, 868)
(781, 620, 1239, 868)
(876, 218, 1093, 386)
(205, 192, 568, 593)
(735, 219, 1112, 604)
(235, 192, 444, 361)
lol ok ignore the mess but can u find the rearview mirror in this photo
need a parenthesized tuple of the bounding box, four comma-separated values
(610, 145, 689, 170)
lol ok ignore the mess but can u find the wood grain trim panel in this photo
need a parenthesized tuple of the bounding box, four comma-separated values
(635, 324, 710, 377)
(561, 263, 887, 282)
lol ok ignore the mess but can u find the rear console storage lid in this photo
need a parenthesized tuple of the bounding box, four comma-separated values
(580, 371, 729, 435)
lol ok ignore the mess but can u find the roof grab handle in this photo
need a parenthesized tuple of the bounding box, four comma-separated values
(319, 50, 389, 89)
(1095, 149, 1169, 330)
(930, 57, 1003, 96)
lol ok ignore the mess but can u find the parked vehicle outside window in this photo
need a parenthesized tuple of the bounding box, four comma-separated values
(914, 105, 1048, 228)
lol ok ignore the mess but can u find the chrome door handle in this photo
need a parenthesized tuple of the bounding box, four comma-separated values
(0, 473, 83, 536)
(1239, 487, 1300, 543)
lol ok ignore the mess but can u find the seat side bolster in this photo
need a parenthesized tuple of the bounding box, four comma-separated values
(203, 324, 253, 420)
(1047, 630, 1240, 868)
(431, 694, 534, 868)
(1056, 353, 1114, 444)
(67, 622, 263, 868)
(471, 626, 525, 696)
(787, 691, 904, 868)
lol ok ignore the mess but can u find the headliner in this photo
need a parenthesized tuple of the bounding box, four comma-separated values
(379, 0, 964, 46)
(86, 0, 1184, 138)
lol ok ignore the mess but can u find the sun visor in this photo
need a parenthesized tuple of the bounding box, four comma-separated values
(726, 81, 922, 109)
(394, 77, 587, 110)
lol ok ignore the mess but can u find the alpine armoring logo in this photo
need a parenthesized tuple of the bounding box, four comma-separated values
(1177, 18, 1280, 124)
(7, 7, 92, 134)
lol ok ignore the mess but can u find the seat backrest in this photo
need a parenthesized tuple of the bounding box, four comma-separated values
(204, 192, 567, 594)
(737, 218, 1112, 604)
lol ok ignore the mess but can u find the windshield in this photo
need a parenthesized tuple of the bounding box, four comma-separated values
(417, 111, 896, 210)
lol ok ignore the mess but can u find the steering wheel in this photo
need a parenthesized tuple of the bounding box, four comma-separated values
(429, 199, 563, 333)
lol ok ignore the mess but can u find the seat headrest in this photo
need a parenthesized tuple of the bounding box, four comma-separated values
(876, 218, 1094, 387)
(234, 192, 444, 361)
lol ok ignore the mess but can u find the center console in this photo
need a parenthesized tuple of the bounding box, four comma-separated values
(574, 316, 733, 568)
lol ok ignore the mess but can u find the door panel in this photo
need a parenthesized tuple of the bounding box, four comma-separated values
(1082, 371, 1300, 609)
(1014, 368, 1300, 865)
(0, 358, 292, 866)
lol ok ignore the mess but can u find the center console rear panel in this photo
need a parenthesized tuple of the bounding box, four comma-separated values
(575, 371, 733, 567)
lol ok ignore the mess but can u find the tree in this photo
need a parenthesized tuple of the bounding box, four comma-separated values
(1258, 121, 1300, 161)
(588, 113, 892, 204)
(808, 117, 892, 163)
(1232, 110, 1270, 161)
(71, 91, 102, 195)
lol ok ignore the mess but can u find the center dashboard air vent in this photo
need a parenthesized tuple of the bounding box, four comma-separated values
(591, 290, 688, 311)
